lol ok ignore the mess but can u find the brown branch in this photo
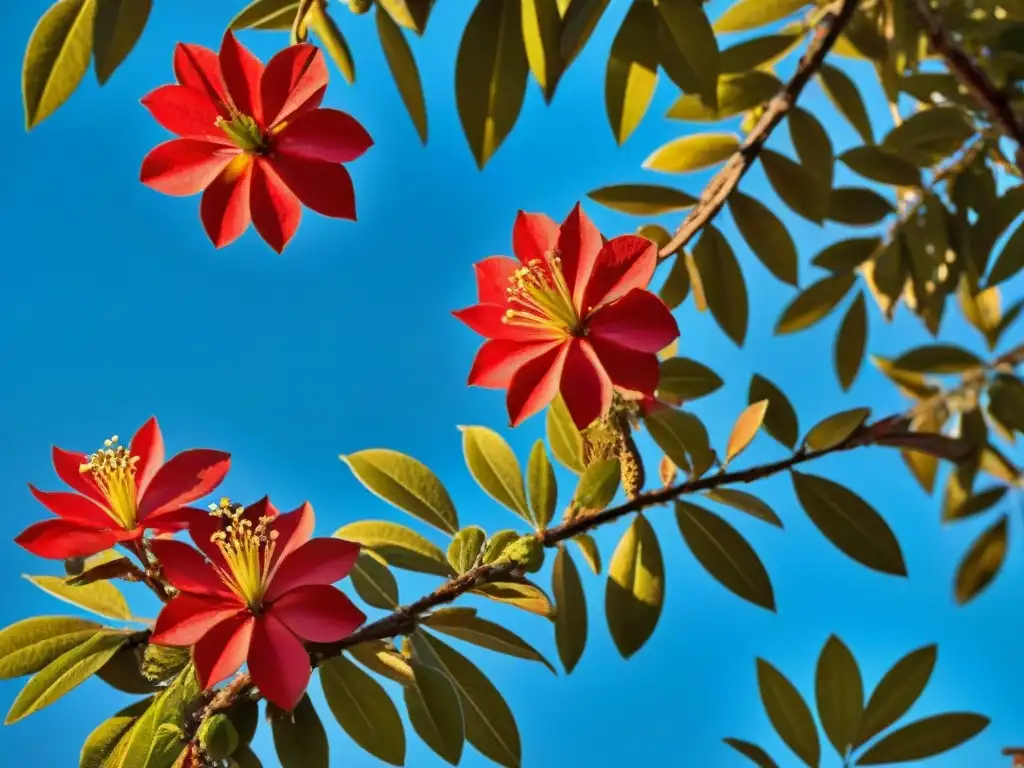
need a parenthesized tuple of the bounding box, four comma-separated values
(657, 0, 861, 259)
(909, 0, 1024, 170)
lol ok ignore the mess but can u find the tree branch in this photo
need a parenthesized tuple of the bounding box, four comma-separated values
(657, 0, 861, 259)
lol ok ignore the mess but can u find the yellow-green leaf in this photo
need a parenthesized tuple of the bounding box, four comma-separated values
(945, 486, 1008, 524)
(729, 191, 798, 285)
(350, 551, 400, 609)
(376, 6, 427, 142)
(448, 526, 487, 574)
(659, 249, 692, 309)
(676, 501, 775, 611)
(481, 530, 520, 564)
(404, 657, 464, 765)
(855, 713, 989, 765)
(573, 534, 601, 574)
(605, 514, 664, 658)
(818, 63, 873, 144)
(954, 515, 1008, 605)
(93, 0, 151, 84)
(334, 520, 452, 577)
(347, 641, 415, 686)
(804, 407, 870, 452)
(270, 694, 329, 768)
(341, 449, 458, 533)
(229, 0, 299, 30)
(891, 344, 984, 374)
(559, 0, 610, 64)
(96, 643, 158, 695)
(553, 545, 587, 673)
(855, 645, 937, 748)
(987, 218, 1024, 288)
(720, 32, 801, 73)
(644, 133, 738, 174)
(472, 580, 555, 618)
(586, 183, 696, 215)
(840, 146, 921, 186)
(0, 617, 99, 680)
(789, 107, 834, 192)
(526, 440, 557, 529)
(812, 237, 880, 273)
(775, 273, 855, 335)
(547, 394, 584, 473)
(658, 357, 723, 400)
(655, 7, 699, 93)
(574, 458, 620, 509)
(835, 293, 867, 391)
(791, 471, 907, 576)
(723, 738, 781, 768)
(714, 0, 808, 33)
(460, 426, 530, 520)
(761, 148, 827, 224)
(726, 400, 768, 463)
(306, 3, 353, 85)
(644, 407, 715, 477)
(79, 698, 152, 768)
(521, 0, 565, 101)
(970, 185, 1024, 268)
(666, 70, 780, 121)
(23, 0, 95, 129)
(756, 658, 820, 768)
(6, 630, 126, 724)
(24, 575, 132, 622)
(692, 225, 748, 346)
(704, 488, 783, 527)
(455, 0, 529, 168)
(748, 374, 799, 449)
(424, 611, 556, 673)
(882, 107, 974, 167)
(815, 635, 864, 758)
(605, 1, 658, 144)
(378, 0, 432, 34)
(320, 655, 406, 765)
(828, 187, 894, 226)
(656, 0, 719, 105)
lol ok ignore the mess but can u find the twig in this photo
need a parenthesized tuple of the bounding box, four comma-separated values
(657, 0, 861, 258)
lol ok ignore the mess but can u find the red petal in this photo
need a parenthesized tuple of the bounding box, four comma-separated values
(560, 339, 613, 431)
(453, 305, 562, 342)
(468, 339, 563, 389)
(268, 584, 365, 642)
(512, 210, 558, 264)
(266, 154, 356, 219)
(140, 139, 237, 197)
(15, 520, 117, 560)
(268, 502, 315, 571)
(140, 84, 231, 141)
(266, 537, 360, 600)
(27, 485, 112, 528)
(219, 30, 264, 124)
(248, 613, 311, 711)
(261, 45, 328, 127)
(149, 539, 231, 597)
(507, 342, 569, 427)
(582, 235, 657, 312)
(138, 448, 231, 522)
(274, 108, 373, 164)
(173, 43, 227, 105)
(588, 335, 660, 397)
(129, 417, 165, 500)
(250, 159, 302, 253)
(193, 613, 254, 690)
(473, 256, 519, 305)
(51, 447, 105, 505)
(587, 289, 680, 353)
(201, 155, 254, 248)
(557, 203, 603, 313)
(150, 594, 243, 646)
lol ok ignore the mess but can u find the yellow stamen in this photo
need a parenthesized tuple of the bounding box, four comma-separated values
(214, 112, 266, 153)
(79, 436, 139, 530)
(501, 250, 582, 334)
(208, 498, 278, 610)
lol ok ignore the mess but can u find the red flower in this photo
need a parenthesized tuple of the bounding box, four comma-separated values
(453, 203, 680, 430)
(15, 418, 231, 560)
(139, 31, 373, 253)
(149, 498, 365, 711)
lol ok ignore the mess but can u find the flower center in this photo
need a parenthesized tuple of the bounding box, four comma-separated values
(215, 113, 266, 153)
(208, 498, 278, 611)
(501, 250, 582, 334)
(79, 436, 139, 530)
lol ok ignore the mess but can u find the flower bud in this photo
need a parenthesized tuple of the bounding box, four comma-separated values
(198, 713, 239, 762)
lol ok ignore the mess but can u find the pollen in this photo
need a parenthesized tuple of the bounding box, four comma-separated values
(209, 498, 278, 610)
(501, 250, 582, 334)
(79, 436, 140, 530)
(214, 112, 266, 154)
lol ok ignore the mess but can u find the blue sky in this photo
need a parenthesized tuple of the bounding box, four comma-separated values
(1, 1, 1022, 766)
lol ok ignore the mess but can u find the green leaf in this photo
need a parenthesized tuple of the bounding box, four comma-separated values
(0, 617, 99, 680)
(606, 514, 664, 659)
(791, 471, 907, 576)
(656, 0, 719, 105)
(944, 486, 1008, 523)
(553, 545, 587, 673)
(23, 0, 95, 129)
(812, 237, 880, 273)
(954, 515, 1008, 605)
(481, 530, 520, 564)
(424, 611, 556, 673)
(723, 738, 780, 768)
(334, 520, 452, 577)
(79, 698, 153, 768)
(835, 293, 867, 392)
(341, 449, 459, 534)
(558, 0, 610, 65)
(404, 656, 465, 765)
(775, 273, 855, 334)
(455, 0, 529, 168)
(24, 575, 132, 622)
(692, 225, 748, 346)
(815, 635, 863, 757)
(417, 632, 522, 768)
(229, 0, 299, 30)
(270, 694, 329, 768)
(307, 3, 355, 82)
(573, 534, 601, 574)
(376, 6, 427, 143)
(347, 642, 415, 687)
(350, 551, 400, 609)
(460, 426, 530, 520)
(644, 133, 738, 174)
(96, 644, 158, 695)
(676, 501, 775, 610)
(840, 146, 921, 187)
(987, 218, 1024, 287)
(761, 148, 827, 224)
(882, 107, 974, 167)
(704, 488, 783, 527)
(658, 357, 723, 400)
(748, 374, 799, 449)
(92, 0, 151, 84)
(756, 658, 820, 768)
(547, 394, 584, 473)
(714, 0, 808, 33)
(378, 0, 432, 34)
(828, 187, 894, 226)
(521, 0, 565, 101)
(448, 526, 488, 574)
(6, 630, 126, 724)
(856, 645, 937, 747)
(472, 580, 555, 618)
(855, 713, 989, 765)
(230, 747, 264, 768)
(891, 344, 984, 374)
(789, 107, 834, 192)
(659, 250, 692, 310)
(729, 191, 798, 285)
(970, 185, 1024, 270)
(666, 71, 780, 122)
(320, 654, 405, 765)
(726, 400, 768, 464)
(526, 441, 557, 529)
(818, 63, 873, 144)
(605, 1, 658, 144)
(719, 32, 800, 73)
(574, 458, 620, 509)
(645, 407, 715, 478)
(586, 184, 696, 215)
